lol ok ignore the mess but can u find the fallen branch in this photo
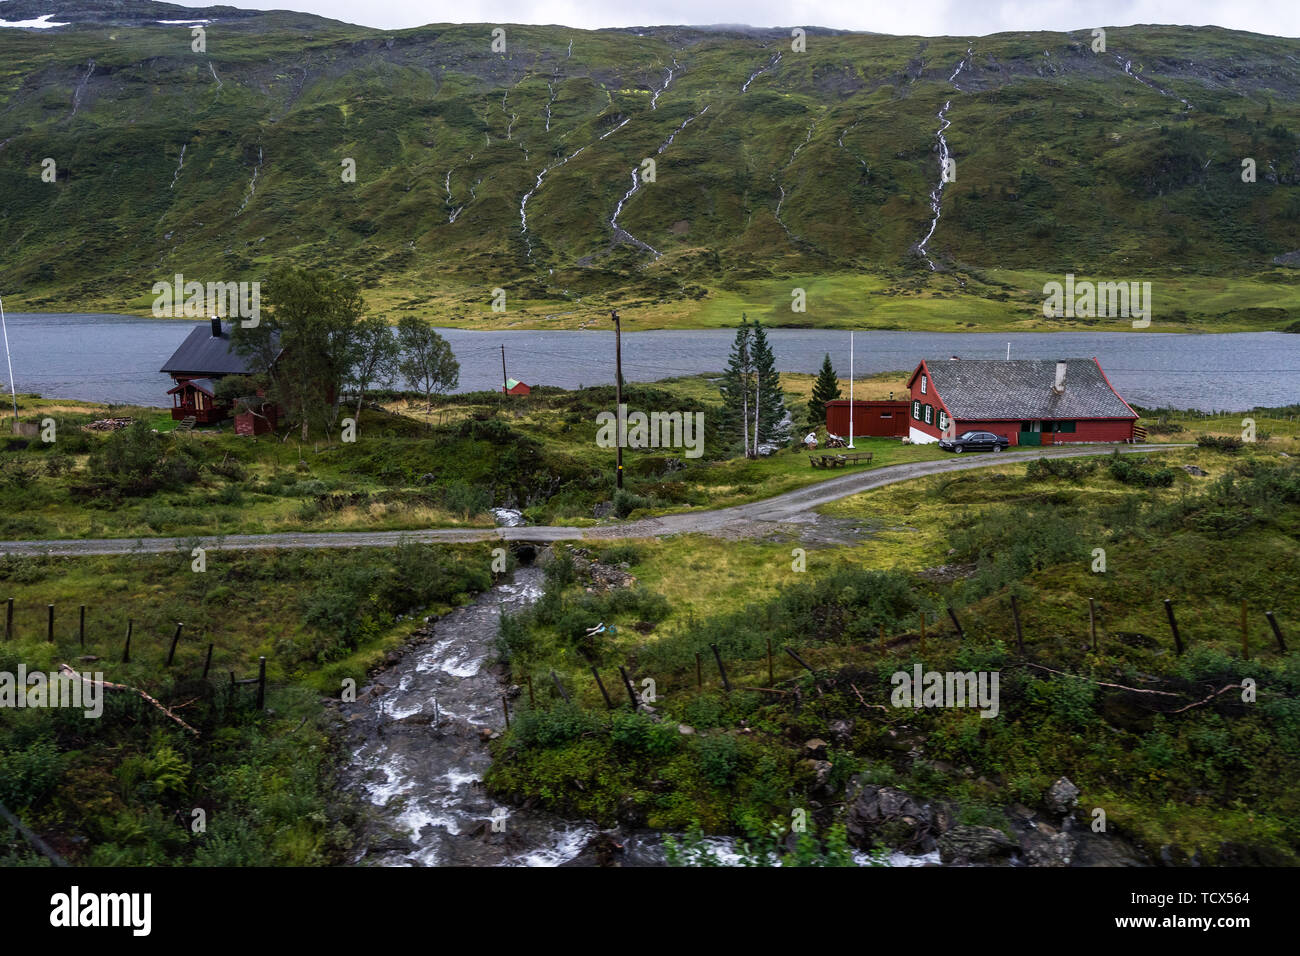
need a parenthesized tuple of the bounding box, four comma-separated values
(58, 664, 200, 738)
(1021, 662, 1180, 697)
(1167, 684, 1246, 714)
(850, 682, 890, 712)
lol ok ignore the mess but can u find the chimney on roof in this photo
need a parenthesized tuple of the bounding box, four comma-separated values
(1053, 360, 1067, 394)
(950, 355, 959, 361)
(210, 317, 222, 338)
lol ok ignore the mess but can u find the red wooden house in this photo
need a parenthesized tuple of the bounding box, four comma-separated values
(503, 378, 531, 395)
(824, 399, 909, 438)
(160, 318, 281, 428)
(905, 358, 1137, 446)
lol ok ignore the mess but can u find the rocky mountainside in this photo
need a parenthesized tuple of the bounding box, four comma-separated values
(1, 1, 1298, 327)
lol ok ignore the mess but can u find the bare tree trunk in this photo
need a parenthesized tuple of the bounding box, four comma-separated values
(741, 380, 749, 458)
(753, 368, 760, 457)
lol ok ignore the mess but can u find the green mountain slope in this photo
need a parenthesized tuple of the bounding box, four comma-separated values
(1, 1, 1298, 329)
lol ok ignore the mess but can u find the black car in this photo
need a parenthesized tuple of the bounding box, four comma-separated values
(938, 430, 1010, 453)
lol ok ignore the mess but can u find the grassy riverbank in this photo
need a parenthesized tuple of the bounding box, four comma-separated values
(0, 542, 492, 865)
(486, 436, 1300, 862)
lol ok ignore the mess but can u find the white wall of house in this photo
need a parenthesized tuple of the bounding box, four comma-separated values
(909, 426, 939, 444)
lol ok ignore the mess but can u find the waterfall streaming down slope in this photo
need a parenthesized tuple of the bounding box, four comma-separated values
(607, 106, 709, 257)
(1113, 53, 1194, 109)
(917, 47, 972, 270)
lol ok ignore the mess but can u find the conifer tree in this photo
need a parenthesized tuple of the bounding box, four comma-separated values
(809, 353, 841, 425)
(749, 319, 788, 448)
(719, 317, 755, 455)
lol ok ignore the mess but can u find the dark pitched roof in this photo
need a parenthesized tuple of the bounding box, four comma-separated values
(160, 322, 279, 376)
(913, 358, 1136, 420)
(166, 377, 215, 396)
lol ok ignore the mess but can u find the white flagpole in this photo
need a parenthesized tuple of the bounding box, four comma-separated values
(847, 331, 854, 449)
(0, 294, 17, 430)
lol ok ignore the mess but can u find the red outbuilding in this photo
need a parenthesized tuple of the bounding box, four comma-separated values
(824, 400, 910, 438)
(503, 378, 531, 395)
(905, 358, 1138, 446)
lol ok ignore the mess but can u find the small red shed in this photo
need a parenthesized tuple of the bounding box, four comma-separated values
(824, 400, 909, 438)
(503, 378, 531, 395)
(905, 358, 1137, 446)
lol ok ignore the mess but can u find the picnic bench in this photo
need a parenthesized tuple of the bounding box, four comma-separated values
(809, 451, 873, 469)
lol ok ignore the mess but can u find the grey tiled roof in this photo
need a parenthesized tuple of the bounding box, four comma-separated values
(160, 322, 279, 376)
(922, 359, 1136, 420)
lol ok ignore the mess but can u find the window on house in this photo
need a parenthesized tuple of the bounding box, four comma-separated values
(880, 412, 892, 418)
(912, 400, 921, 420)
(1053, 421, 1077, 433)
(938, 411, 949, 431)
(921, 375, 927, 394)
(924, 405, 933, 425)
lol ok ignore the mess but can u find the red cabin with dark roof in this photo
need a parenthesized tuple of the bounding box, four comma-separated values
(160, 318, 282, 427)
(906, 358, 1137, 446)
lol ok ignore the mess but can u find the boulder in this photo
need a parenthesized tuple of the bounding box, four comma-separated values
(1046, 776, 1081, 814)
(1020, 821, 1074, 867)
(844, 782, 937, 852)
(828, 718, 855, 745)
(1070, 831, 1147, 867)
(938, 825, 1019, 865)
(798, 758, 834, 789)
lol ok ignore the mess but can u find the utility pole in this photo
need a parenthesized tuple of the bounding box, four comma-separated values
(0, 294, 16, 432)
(500, 344, 508, 394)
(847, 330, 854, 449)
(611, 310, 623, 489)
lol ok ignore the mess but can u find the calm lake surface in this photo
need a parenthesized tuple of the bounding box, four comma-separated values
(2, 312, 1298, 411)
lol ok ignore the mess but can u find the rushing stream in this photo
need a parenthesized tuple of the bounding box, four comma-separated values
(339, 564, 601, 866)
(338, 560, 942, 867)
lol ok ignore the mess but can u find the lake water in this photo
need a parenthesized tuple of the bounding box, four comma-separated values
(2, 312, 1298, 411)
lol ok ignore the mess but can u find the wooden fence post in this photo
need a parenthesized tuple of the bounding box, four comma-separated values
(255, 656, 266, 710)
(591, 667, 614, 709)
(1088, 598, 1098, 653)
(79, 605, 85, 648)
(1240, 600, 1249, 660)
(166, 622, 183, 667)
(1164, 599, 1184, 655)
(785, 646, 816, 675)
(122, 619, 133, 664)
(709, 643, 731, 692)
(947, 606, 965, 642)
(1266, 611, 1287, 653)
(550, 669, 571, 703)
(202, 642, 214, 680)
(46, 605, 53, 643)
(618, 665, 639, 708)
(1010, 596, 1024, 654)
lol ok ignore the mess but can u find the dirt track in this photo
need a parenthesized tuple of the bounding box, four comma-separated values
(0, 444, 1188, 557)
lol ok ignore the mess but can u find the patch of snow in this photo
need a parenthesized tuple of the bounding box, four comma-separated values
(0, 15, 69, 29)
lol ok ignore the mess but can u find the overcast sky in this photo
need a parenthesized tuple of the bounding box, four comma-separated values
(171, 0, 1300, 37)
